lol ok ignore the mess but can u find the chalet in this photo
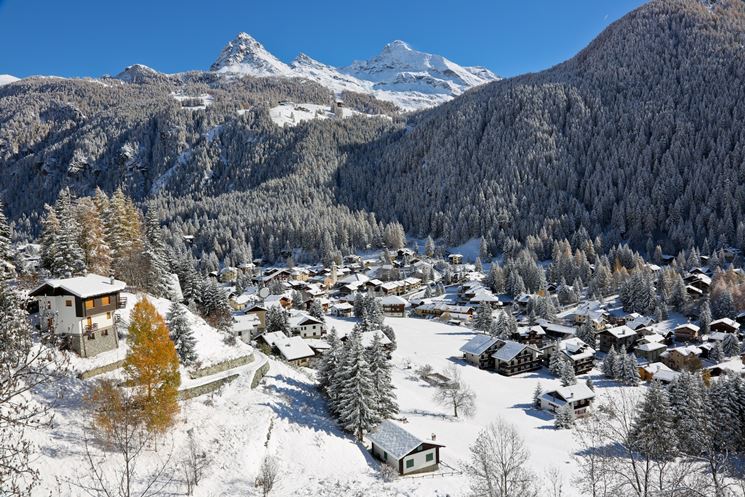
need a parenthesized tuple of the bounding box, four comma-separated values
(368, 421, 444, 475)
(639, 362, 677, 382)
(261, 331, 315, 366)
(264, 294, 292, 310)
(514, 325, 546, 347)
(710, 318, 740, 334)
(447, 253, 463, 265)
(459, 335, 500, 369)
(231, 313, 260, 344)
(674, 323, 701, 342)
(492, 340, 543, 376)
(245, 304, 267, 331)
(380, 281, 407, 296)
(662, 346, 702, 372)
(330, 302, 354, 317)
(414, 303, 474, 321)
(540, 383, 595, 418)
(537, 319, 576, 340)
(565, 301, 608, 329)
(218, 266, 238, 283)
(597, 325, 637, 353)
(403, 277, 422, 292)
(686, 273, 712, 293)
(686, 285, 704, 298)
(470, 290, 502, 308)
(32, 274, 126, 358)
(635, 341, 667, 363)
(626, 314, 654, 331)
(379, 295, 408, 317)
(260, 268, 291, 284)
(558, 338, 596, 374)
(288, 312, 325, 338)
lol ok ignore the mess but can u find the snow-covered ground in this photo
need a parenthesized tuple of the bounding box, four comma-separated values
(31, 305, 647, 496)
(268, 102, 390, 128)
(0, 74, 20, 86)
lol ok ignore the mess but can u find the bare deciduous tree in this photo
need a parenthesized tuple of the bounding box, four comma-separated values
(433, 365, 476, 418)
(255, 455, 279, 497)
(465, 418, 537, 497)
(181, 429, 210, 496)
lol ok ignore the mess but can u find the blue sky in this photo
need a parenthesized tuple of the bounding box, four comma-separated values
(0, 0, 647, 79)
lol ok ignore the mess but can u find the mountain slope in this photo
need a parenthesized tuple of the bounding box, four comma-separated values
(2, 0, 745, 262)
(336, 0, 745, 253)
(210, 34, 500, 110)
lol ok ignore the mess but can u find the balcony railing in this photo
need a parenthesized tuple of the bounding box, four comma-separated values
(84, 323, 99, 334)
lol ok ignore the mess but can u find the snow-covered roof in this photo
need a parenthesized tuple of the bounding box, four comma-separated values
(260, 331, 288, 347)
(459, 335, 499, 355)
(517, 325, 545, 337)
(635, 342, 666, 352)
(642, 362, 672, 375)
(360, 330, 392, 348)
(604, 325, 636, 339)
(288, 312, 323, 328)
(331, 302, 354, 310)
(379, 295, 408, 306)
(537, 320, 575, 336)
(340, 273, 369, 285)
(492, 340, 529, 362)
(675, 323, 700, 333)
(710, 318, 740, 329)
(232, 313, 259, 333)
(31, 274, 126, 299)
(653, 369, 681, 383)
(541, 384, 595, 406)
(559, 338, 596, 359)
(367, 421, 440, 460)
(275, 336, 315, 361)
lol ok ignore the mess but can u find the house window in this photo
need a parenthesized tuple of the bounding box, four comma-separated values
(383, 451, 387, 461)
(65, 300, 72, 307)
(101, 296, 111, 305)
(106, 312, 111, 320)
(85, 299, 94, 310)
(406, 459, 414, 469)
(426, 453, 434, 462)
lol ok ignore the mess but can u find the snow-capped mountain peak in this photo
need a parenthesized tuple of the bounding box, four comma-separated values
(211, 32, 292, 77)
(209, 34, 499, 110)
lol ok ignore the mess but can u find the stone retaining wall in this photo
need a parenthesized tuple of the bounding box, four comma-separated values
(251, 361, 271, 389)
(189, 353, 254, 379)
(179, 374, 240, 400)
(77, 360, 125, 380)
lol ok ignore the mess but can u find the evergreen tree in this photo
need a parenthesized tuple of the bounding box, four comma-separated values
(39, 204, 60, 273)
(620, 354, 640, 386)
(474, 257, 483, 273)
(585, 377, 594, 391)
(709, 341, 724, 363)
(143, 210, 172, 298)
(309, 299, 325, 321)
(317, 327, 340, 392)
(533, 382, 543, 409)
(124, 297, 181, 435)
(576, 321, 595, 347)
(602, 346, 618, 379)
(266, 305, 290, 334)
(50, 189, 86, 277)
(76, 197, 111, 276)
(549, 348, 564, 376)
(554, 403, 575, 429)
(366, 333, 398, 420)
(721, 333, 740, 357)
(628, 381, 677, 460)
(0, 201, 14, 278)
(711, 288, 736, 320)
(336, 330, 379, 440)
(699, 299, 712, 335)
(352, 293, 365, 318)
(560, 361, 577, 386)
(473, 301, 493, 332)
(167, 302, 197, 365)
(424, 236, 435, 258)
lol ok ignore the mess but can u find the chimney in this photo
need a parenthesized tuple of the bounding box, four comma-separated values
(431, 433, 436, 441)
(109, 275, 115, 285)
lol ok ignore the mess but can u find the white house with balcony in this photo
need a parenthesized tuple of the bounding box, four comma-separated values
(31, 274, 126, 358)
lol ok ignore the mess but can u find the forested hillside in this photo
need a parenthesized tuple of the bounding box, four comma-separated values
(2, 0, 745, 262)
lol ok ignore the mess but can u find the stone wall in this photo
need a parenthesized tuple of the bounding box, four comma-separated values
(179, 374, 240, 400)
(251, 361, 271, 389)
(189, 354, 254, 379)
(77, 360, 125, 380)
(71, 327, 119, 358)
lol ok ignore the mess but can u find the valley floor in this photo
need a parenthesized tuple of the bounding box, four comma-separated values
(32, 315, 639, 497)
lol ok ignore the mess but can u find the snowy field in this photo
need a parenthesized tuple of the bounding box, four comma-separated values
(29, 306, 648, 497)
(268, 102, 390, 127)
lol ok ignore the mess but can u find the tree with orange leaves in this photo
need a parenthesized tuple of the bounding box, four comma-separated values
(124, 296, 181, 435)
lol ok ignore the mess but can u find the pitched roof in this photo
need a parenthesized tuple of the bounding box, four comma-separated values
(275, 336, 315, 361)
(541, 383, 596, 406)
(367, 421, 441, 460)
(459, 335, 499, 355)
(603, 325, 636, 339)
(492, 340, 530, 362)
(379, 295, 408, 306)
(31, 274, 126, 298)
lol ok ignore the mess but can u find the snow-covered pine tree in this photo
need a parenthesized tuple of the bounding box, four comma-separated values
(549, 349, 564, 376)
(533, 382, 543, 409)
(167, 302, 197, 365)
(668, 372, 708, 454)
(309, 299, 325, 321)
(144, 209, 172, 298)
(585, 377, 594, 391)
(602, 346, 618, 379)
(712, 288, 736, 320)
(699, 299, 712, 335)
(336, 330, 380, 440)
(560, 361, 577, 386)
(353, 293, 365, 318)
(576, 321, 595, 347)
(0, 201, 14, 278)
(709, 341, 724, 363)
(474, 257, 483, 273)
(628, 381, 677, 459)
(554, 403, 575, 429)
(424, 236, 435, 258)
(620, 354, 640, 386)
(291, 290, 305, 310)
(266, 306, 290, 334)
(363, 294, 385, 328)
(721, 333, 740, 357)
(51, 189, 86, 277)
(366, 332, 398, 420)
(40, 204, 61, 273)
(316, 327, 339, 392)
(473, 301, 493, 332)
(76, 197, 111, 277)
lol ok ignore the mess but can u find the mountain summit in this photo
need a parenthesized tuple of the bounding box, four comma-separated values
(210, 34, 499, 110)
